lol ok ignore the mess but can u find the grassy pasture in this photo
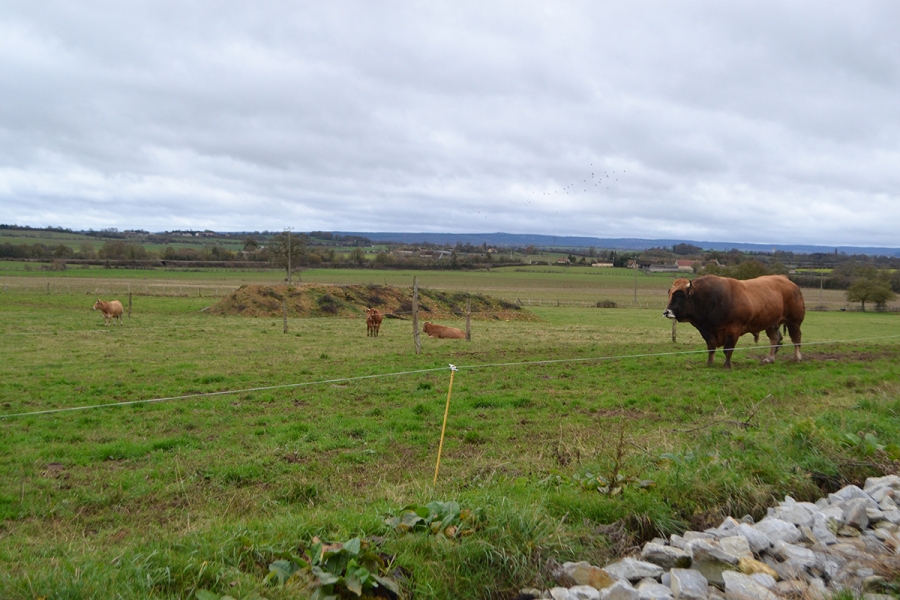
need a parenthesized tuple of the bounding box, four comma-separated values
(1, 270, 899, 599)
(1, 264, 861, 311)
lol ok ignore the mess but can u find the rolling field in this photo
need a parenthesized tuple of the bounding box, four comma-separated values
(0, 263, 863, 311)
(1, 269, 899, 599)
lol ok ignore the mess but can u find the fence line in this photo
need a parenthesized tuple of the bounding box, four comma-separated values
(2, 334, 899, 421)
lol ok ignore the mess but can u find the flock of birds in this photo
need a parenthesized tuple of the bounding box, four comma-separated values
(533, 164, 625, 199)
(521, 164, 627, 214)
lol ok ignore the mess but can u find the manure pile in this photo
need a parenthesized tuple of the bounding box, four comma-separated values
(209, 284, 537, 321)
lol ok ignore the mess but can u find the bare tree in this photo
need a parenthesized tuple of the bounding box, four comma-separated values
(269, 231, 306, 283)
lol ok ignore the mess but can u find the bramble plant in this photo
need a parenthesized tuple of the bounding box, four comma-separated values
(384, 501, 484, 538)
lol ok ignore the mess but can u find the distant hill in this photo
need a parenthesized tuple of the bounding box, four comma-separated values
(337, 232, 900, 257)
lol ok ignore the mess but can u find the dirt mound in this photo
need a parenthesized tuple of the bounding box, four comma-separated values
(208, 284, 537, 321)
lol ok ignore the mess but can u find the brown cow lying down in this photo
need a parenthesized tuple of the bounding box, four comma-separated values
(422, 321, 466, 339)
(663, 274, 805, 368)
(93, 299, 124, 326)
(365, 307, 383, 337)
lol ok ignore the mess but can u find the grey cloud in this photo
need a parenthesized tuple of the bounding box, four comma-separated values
(1, 1, 898, 246)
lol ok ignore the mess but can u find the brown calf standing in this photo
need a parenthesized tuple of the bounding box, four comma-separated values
(366, 307, 383, 337)
(93, 299, 124, 326)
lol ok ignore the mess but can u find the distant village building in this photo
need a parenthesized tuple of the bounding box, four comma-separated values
(591, 262, 614, 268)
(648, 263, 680, 273)
(675, 259, 697, 272)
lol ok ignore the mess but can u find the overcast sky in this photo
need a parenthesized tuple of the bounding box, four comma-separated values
(2, 1, 898, 247)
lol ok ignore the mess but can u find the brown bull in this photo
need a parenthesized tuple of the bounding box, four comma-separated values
(422, 321, 466, 339)
(93, 299, 124, 326)
(663, 275, 805, 368)
(366, 307, 383, 337)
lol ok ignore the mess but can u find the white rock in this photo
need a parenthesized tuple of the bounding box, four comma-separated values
(866, 507, 886, 523)
(552, 587, 576, 600)
(748, 574, 776, 589)
(717, 517, 742, 532)
(718, 536, 753, 560)
(844, 499, 870, 530)
(722, 570, 778, 600)
(603, 558, 665, 582)
(570, 585, 602, 600)
(642, 542, 692, 569)
(688, 540, 741, 565)
(637, 581, 674, 600)
(831, 484, 868, 500)
(753, 517, 801, 544)
(769, 504, 814, 528)
(734, 523, 772, 554)
(864, 475, 900, 493)
(670, 568, 709, 600)
(818, 505, 845, 524)
(772, 540, 818, 570)
(602, 580, 640, 600)
(880, 509, 900, 524)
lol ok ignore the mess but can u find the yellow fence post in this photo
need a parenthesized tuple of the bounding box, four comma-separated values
(433, 364, 458, 485)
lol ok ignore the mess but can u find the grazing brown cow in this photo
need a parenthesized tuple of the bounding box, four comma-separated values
(93, 299, 124, 326)
(365, 307, 383, 337)
(663, 275, 805, 368)
(422, 321, 466, 339)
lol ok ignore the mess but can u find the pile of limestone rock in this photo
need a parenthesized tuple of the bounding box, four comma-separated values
(520, 475, 900, 600)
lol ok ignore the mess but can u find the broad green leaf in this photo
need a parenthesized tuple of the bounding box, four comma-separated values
(312, 565, 340, 586)
(309, 541, 325, 565)
(439, 509, 459, 531)
(373, 574, 402, 595)
(311, 587, 339, 600)
(343, 537, 361, 555)
(400, 512, 424, 529)
(346, 571, 363, 596)
(267, 559, 299, 586)
(195, 590, 220, 600)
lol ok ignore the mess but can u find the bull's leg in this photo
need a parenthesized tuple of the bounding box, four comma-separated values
(761, 327, 782, 364)
(787, 323, 803, 361)
(722, 336, 738, 369)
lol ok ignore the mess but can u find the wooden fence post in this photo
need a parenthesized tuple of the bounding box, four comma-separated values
(282, 299, 288, 334)
(128, 292, 133, 318)
(412, 277, 421, 354)
(671, 320, 677, 342)
(465, 297, 471, 341)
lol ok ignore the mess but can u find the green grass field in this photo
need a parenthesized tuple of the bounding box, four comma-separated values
(1, 264, 860, 311)
(1, 268, 899, 599)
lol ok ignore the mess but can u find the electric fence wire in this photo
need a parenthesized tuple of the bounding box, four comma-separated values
(2, 333, 899, 421)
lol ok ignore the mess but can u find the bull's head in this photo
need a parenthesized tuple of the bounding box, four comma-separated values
(663, 279, 691, 320)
